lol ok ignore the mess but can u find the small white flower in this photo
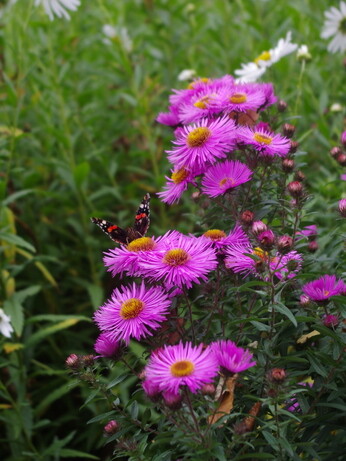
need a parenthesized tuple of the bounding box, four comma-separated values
(34, 0, 81, 21)
(235, 31, 298, 83)
(296, 44, 312, 61)
(330, 102, 343, 112)
(177, 69, 196, 81)
(102, 25, 132, 52)
(0, 309, 14, 338)
(321, 1, 346, 53)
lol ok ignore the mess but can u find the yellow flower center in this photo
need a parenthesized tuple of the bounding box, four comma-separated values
(170, 360, 195, 377)
(253, 247, 268, 260)
(193, 95, 212, 109)
(120, 298, 144, 319)
(254, 51, 271, 65)
(127, 237, 155, 252)
(253, 132, 273, 145)
(171, 167, 189, 184)
(187, 77, 211, 89)
(163, 248, 190, 266)
(219, 177, 235, 188)
(187, 127, 211, 147)
(323, 290, 330, 297)
(203, 229, 226, 241)
(229, 92, 247, 104)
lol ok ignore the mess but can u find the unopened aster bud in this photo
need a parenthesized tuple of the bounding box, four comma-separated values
(240, 210, 254, 226)
(300, 294, 311, 307)
(162, 390, 182, 410)
(142, 379, 161, 402)
(65, 354, 80, 369)
(277, 235, 293, 254)
(191, 191, 201, 201)
(104, 420, 119, 435)
(336, 153, 346, 167)
(267, 368, 286, 384)
(277, 100, 288, 112)
(81, 354, 95, 367)
(323, 314, 339, 328)
(287, 181, 303, 198)
(260, 155, 275, 166)
(294, 170, 305, 182)
(282, 158, 295, 173)
(201, 383, 216, 395)
(341, 131, 346, 148)
(289, 140, 299, 153)
(283, 123, 296, 138)
(308, 240, 319, 253)
(339, 198, 346, 217)
(330, 146, 342, 158)
(257, 230, 275, 250)
(252, 220, 267, 236)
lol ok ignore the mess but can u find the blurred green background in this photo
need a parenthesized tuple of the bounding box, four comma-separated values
(0, 0, 345, 459)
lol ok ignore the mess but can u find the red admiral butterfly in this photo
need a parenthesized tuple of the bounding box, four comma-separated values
(91, 193, 150, 244)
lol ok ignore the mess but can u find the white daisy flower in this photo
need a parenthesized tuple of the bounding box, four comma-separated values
(235, 32, 298, 83)
(102, 25, 133, 52)
(177, 69, 196, 81)
(321, 1, 346, 53)
(0, 309, 14, 338)
(34, 0, 81, 21)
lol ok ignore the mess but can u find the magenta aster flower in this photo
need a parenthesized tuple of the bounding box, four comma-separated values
(254, 82, 277, 109)
(201, 160, 253, 198)
(94, 282, 172, 344)
(178, 87, 224, 124)
(323, 314, 339, 328)
(341, 174, 346, 181)
(94, 332, 120, 358)
(156, 105, 180, 126)
(144, 342, 219, 394)
(237, 126, 291, 157)
(302, 275, 345, 303)
(211, 340, 256, 374)
(339, 198, 346, 217)
(296, 224, 317, 240)
(216, 83, 266, 114)
(341, 130, 346, 147)
(157, 166, 200, 204)
(138, 233, 218, 289)
(269, 251, 303, 280)
(201, 225, 250, 250)
(167, 116, 236, 170)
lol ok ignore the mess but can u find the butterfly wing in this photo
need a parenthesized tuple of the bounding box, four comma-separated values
(91, 218, 129, 244)
(133, 193, 150, 237)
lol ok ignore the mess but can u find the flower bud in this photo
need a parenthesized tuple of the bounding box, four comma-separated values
(323, 314, 339, 328)
(277, 235, 293, 254)
(252, 220, 267, 235)
(299, 294, 311, 307)
(277, 100, 288, 112)
(282, 123, 296, 138)
(336, 153, 346, 167)
(162, 390, 183, 410)
(257, 230, 275, 250)
(339, 198, 346, 217)
(287, 181, 303, 198)
(294, 170, 305, 182)
(142, 379, 161, 401)
(308, 241, 319, 253)
(282, 158, 295, 173)
(201, 383, 216, 395)
(191, 191, 201, 201)
(104, 420, 119, 435)
(330, 146, 342, 158)
(81, 355, 95, 367)
(289, 141, 299, 153)
(240, 210, 254, 226)
(65, 354, 81, 369)
(267, 368, 286, 384)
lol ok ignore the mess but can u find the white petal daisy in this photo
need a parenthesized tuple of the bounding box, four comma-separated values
(321, 2, 346, 53)
(34, 0, 81, 21)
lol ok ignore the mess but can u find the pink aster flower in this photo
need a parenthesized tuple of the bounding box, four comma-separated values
(269, 251, 303, 280)
(156, 105, 180, 126)
(167, 116, 236, 169)
(201, 225, 250, 250)
(94, 332, 120, 358)
(302, 275, 345, 303)
(341, 174, 346, 181)
(237, 125, 291, 157)
(94, 282, 172, 344)
(215, 83, 266, 114)
(254, 82, 277, 109)
(157, 166, 201, 204)
(138, 233, 218, 289)
(341, 130, 346, 147)
(339, 198, 346, 217)
(103, 232, 178, 277)
(177, 87, 224, 124)
(323, 314, 339, 328)
(296, 224, 317, 240)
(144, 342, 219, 394)
(201, 160, 253, 197)
(211, 340, 256, 375)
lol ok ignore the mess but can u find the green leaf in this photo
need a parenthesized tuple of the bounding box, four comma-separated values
(59, 449, 99, 459)
(250, 321, 271, 332)
(35, 381, 79, 414)
(238, 454, 276, 460)
(106, 374, 128, 390)
(25, 318, 85, 347)
(0, 232, 36, 253)
(73, 162, 90, 189)
(4, 297, 24, 336)
(273, 302, 297, 327)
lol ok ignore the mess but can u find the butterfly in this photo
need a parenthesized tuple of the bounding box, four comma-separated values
(91, 193, 150, 244)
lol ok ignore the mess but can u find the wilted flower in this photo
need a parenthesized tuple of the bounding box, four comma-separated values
(34, 0, 80, 20)
(321, 2, 346, 53)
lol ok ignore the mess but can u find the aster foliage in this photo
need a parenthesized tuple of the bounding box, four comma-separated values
(63, 71, 346, 461)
